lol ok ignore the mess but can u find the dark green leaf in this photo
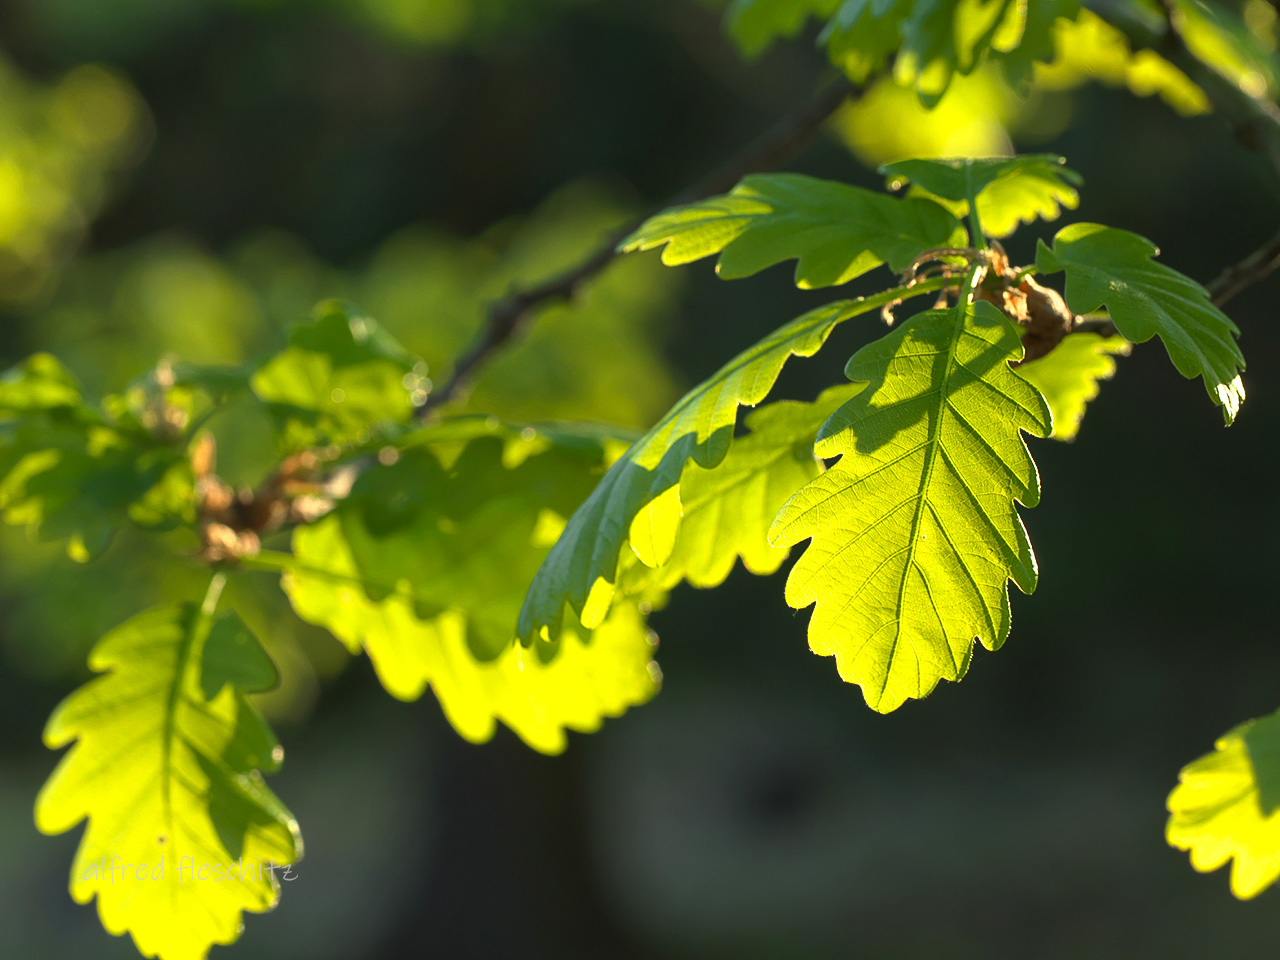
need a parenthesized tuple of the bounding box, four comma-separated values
(1036, 222, 1245, 423)
(623, 173, 962, 289)
(725, 0, 842, 57)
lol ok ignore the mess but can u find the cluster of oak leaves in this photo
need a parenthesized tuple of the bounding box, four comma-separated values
(9, 0, 1280, 950)
(1, 148, 1267, 960)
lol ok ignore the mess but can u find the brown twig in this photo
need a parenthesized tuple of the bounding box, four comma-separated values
(415, 76, 858, 418)
(1206, 225, 1280, 306)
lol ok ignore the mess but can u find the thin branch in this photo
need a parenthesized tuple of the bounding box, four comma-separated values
(664, 77, 858, 206)
(416, 76, 857, 418)
(1206, 225, 1280, 305)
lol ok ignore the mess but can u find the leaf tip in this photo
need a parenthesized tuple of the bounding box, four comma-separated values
(1218, 375, 1245, 424)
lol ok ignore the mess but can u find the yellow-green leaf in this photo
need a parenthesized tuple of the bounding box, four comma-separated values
(1016, 332, 1130, 440)
(285, 517, 659, 754)
(770, 299, 1050, 712)
(1168, 707, 1280, 899)
(635, 384, 860, 592)
(518, 284, 942, 644)
(280, 421, 661, 753)
(882, 154, 1082, 239)
(35, 589, 300, 960)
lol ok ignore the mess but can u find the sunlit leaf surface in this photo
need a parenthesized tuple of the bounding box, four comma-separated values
(518, 287, 930, 642)
(1016, 332, 1130, 440)
(35, 595, 300, 960)
(771, 300, 1050, 712)
(282, 420, 660, 753)
(1168, 707, 1280, 899)
(634, 384, 860, 592)
(882, 154, 1082, 238)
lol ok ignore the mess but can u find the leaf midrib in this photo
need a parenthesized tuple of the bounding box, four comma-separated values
(882, 302, 967, 702)
(160, 610, 199, 907)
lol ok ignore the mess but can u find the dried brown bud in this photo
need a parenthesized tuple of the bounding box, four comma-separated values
(1018, 275, 1076, 362)
(199, 522, 260, 562)
(196, 474, 236, 523)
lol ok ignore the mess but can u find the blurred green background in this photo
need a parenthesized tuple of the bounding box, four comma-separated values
(2, 1, 1280, 957)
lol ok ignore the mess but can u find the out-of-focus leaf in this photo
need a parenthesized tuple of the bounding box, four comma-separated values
(830, 68, 1019, 168)
(996, 0, 1082, 89)
(622, 173, 962, 288)
(251, 299, 423, 450)
(171, 362, 255, 398)
(1034, 9, 1210, 114)
(725, 0, 1210, 116)
(280, 420, 661, 753)
(359, 183, 682, 430)
(770, 299, 1050, 712)
(0, 354, 84, 412)
(725, 0, 842, 57)
(1016, 332, 1130, 440)
(817, 0, 1057, 104)
(35, 595, 300, 960)
(819, 0, 915, 85)
(1173, 0, 1280, 101)
(0, 355, 194, 560)
(31, 184, 681, 432)
(0, 57, 147, 303)
(1168, 706, 1280, 899)
(894, 0, 1027, 105)
(1036, 222, 1245, 423)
